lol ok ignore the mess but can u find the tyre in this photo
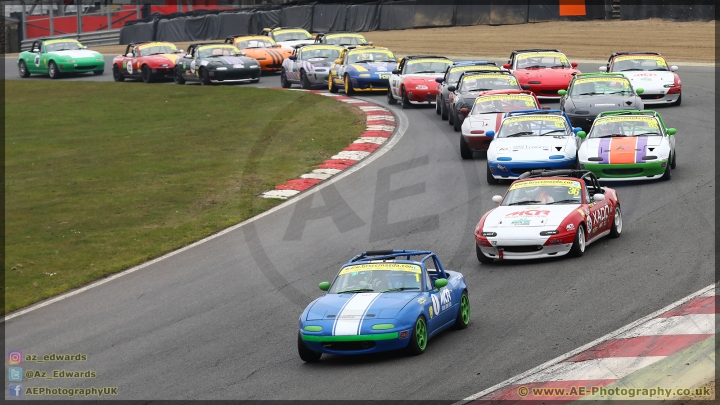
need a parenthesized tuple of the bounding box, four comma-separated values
(297, 332, 321, 362)
(344, 74, 354, 95)
(435, 95, 441, 114)
(609, 204, 622, 238)
(280, 69, 291, 88)
(460, 135, 473, 160)
(661, 159, 672, 181)
(486, 162, 499, 185)
(328, 74, 339, 93)
(93, 70, 104, 76)
(113, 65, 125, 82)
(476, 243, 494, 264)
(671, 94, 682, 106)
(387, 88, 397, 105)
(301, 71, 312, 89)
(18, 60, 30, 78)
(569, 224, 586, 257)
(670, 151, 677, 169)
(453, 109, 462, 132)
(453, 291, 470, 329)
(448, 106, 454, 126)
(406, 316, 428, 355)
(141, 65, 153, 83)
(48, 61, 59, 79)
(401, 87, 411, 109)
(173, 68, 185, 84)
(200, 68, 212, 85)
(441, 97, 448, 120)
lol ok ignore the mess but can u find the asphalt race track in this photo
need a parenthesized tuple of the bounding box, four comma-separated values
(4, 56, 715, 400)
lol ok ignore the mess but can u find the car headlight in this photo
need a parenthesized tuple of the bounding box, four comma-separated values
(65, 59, 75, 63)
(216, 67, 227, 70)
(359, 73, 370, 77)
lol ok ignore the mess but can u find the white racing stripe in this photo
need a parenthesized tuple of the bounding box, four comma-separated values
(333, 293, 381, 335)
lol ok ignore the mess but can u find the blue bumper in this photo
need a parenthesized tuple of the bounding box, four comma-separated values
(300, 330, 411, 355)
(350, 75, 391, 91)
(489, 157, 576, 178)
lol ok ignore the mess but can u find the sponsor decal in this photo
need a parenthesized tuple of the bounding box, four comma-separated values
(577, 209, 586, 218)
(429, 306, 434, 319)
(503, 115, 566, 128)
(475, 94, 536, 106)
(594, 103, 617, 107)
(339, 263, 421, 275)
(517, 52, 568, 63)
(431, 288, 453, 316)
(591, 204, 611, 226)
(417, 297, 426, 305)
(510, 179, 577, 189)
(450, 277, 460, 287)
(407, 58, 452, 65)
(512, 218, 531, 225)
(596, 116, 658, 125)
(399, 330, 409, 339)
(512, 145, 550, 151)
(574, 77, 630, 86)
(566, 223, 575, 231)
(614, 55, 666, 66)
(137, 42, 177, 51)
(506, 209, 550, 217)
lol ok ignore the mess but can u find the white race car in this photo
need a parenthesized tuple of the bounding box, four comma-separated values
(475, 170, 622, 262)
(600, 52, 681, 106)
(261, 27, 316, 51)
(485, 110, 582, 184)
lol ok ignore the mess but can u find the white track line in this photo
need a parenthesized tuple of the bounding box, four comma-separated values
(454, 282, 717, 403)
(3, 96, 409, 323)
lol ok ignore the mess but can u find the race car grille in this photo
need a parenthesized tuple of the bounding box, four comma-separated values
(602, 168, 644, 175)
(640, 94, 665, 100)
(321, 341, 376, 351)
(497, 245, 544, 253)
(75, 65, 98, 70)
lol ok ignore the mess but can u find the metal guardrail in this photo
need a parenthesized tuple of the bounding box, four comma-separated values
(20, 29, 121, 51)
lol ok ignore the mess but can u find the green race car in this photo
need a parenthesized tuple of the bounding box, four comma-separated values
(18, 38, 105, 79)
(577, 110, 677, 181)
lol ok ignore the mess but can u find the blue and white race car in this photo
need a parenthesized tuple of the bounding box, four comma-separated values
(328, 46, 399, 94)
(486, 110, 582, 184)
(298, 250, 470, 362)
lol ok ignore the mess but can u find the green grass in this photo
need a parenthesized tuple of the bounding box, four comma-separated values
(4, 80, 365, 314)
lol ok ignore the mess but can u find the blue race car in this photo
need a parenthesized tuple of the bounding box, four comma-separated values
(298, 250, 470, 362)
(328, 46, 399, 94)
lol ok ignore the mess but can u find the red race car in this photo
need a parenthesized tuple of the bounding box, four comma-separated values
(112, 41, 185, 83)
(387, 55, 453, 108)
(502, 49, 580, 99)
(459, 89, 547, 159)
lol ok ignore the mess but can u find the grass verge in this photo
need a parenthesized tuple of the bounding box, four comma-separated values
(4, 80, 365, 314)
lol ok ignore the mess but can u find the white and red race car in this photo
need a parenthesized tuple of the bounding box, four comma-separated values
(599, 52, 682, 106)
(474, 170, 621, 263)
(387, 55, 452, 109)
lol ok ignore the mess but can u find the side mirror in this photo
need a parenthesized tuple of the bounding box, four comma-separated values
(239, 52, 246, 57)
(334, 59, 342, 64)
(573, 127, 582, 134)
(368, 42, 373, 46)
(558, 89, 567, 96)
(670, 65, 678, 71)
(434, 278, 448, 289)
(460, 107, 470, 115)
(447, 85, 456, 92)
(391, 69, 400, 74)
(397, 58, 402, 63)
(486, 130, 495, 139)
(593, 193, 606, 202)
(635, 87, 644, 94)
(577, 131, 587, 139)
(667, 128, 676, 135)
(319, 281, 330, 291)
(126, 53, 134, 57)
(570, 62, 578, 68)
(541, 106, 551, 110)
(289, 55, 296, 60)
(435, 77, 443, 83)
(599, 66, 607, 72)
(521, 84, 531, 90)
(82, 45, 88, 49)
(502, 63, 511, 69)
(492, 195, 503, 204)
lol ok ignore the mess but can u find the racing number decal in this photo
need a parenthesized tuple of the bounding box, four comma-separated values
(34, 54, 40, 67)
(127, 60, 133, 74)
(190, 60, 196, 74)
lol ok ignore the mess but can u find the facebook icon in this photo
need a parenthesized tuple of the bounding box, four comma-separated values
(9, 383, 23, 398)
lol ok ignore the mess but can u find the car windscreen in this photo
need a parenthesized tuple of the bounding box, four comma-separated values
(404, 58, 452, 74)
(516, 52, 570, 68)
(498, 115, 570, 138)
(471, 94, 537, 115)
(347, 50, 396, 63)
(325, 35, 368, 45)
(611, 55, 669, 72)
(329, 263, 423, 293)
(571, 77, 633, 96)
(198, 46, 238, 58)
(589, 116, 663, 138)
(447, 65, 500, 83)
(235, 39, 275, 49)
(502, 179, 584, 206)
(45, 40, 83, 52)
(461, 74, 520, 92)
(138, 44, 177, 56)
(300, 47, 341, 60)
(273, 30, 313, 42)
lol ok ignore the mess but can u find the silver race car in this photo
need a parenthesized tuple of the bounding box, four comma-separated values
(281, 44, 343, 89)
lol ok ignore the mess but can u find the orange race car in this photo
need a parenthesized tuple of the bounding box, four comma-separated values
(224, 35, 291, 72)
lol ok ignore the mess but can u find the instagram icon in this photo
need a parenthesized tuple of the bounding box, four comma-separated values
(8, 351, 22, 365)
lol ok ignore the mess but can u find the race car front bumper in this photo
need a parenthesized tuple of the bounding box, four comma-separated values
(300, 330, 411, 355)
(208, 68, 260, 82)
(488, 157, 576, 179)
(476, 228, 576, 261)
(639, 91, 680, 105)
(406, 88, 436, 102)
(580, 160, 668, 181)
(57, 60, 104, 73)
(350, 76, 390, 92)
(307, 70, 330, 86)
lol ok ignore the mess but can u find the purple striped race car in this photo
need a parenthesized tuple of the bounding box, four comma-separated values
(281, 44, 343, 89)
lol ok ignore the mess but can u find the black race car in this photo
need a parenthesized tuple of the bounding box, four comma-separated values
(173, 42, 260, 85)
(559, 72, 644, 131)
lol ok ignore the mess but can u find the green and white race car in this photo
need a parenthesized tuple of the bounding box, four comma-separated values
(18, 38, 105, 79)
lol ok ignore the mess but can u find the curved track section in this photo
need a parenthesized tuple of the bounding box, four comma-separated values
(4, 60, 714, 400)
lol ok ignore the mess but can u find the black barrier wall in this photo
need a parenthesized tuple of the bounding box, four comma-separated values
(119, 0, 714, 45)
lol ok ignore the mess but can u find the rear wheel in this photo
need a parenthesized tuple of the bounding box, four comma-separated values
(441, 97, 448, 120)
(609, 205, 622, 238)
(280, 68, 291, 88)
(173, 68, 185, 84)
(476, 243, 493, 264)
(297, 332, 321, 362)
(453, 108, 461, 132)
(387, 88, 397, 105)
(486, 162, 499, 185)
(401, 87, 411, 109)
(344, 74, 354, 95)
(141, 65, 153, 83)
(671, 94, 682, 106)
(454, 292, 470, 329)
(301, 70, 312, 89)
(448, 106, 454, 126)
(328, 74, 339, 93)
(18, 60, 30, 78)
(460, 135, 473, 160)
(406, 316, 427, 355)
(569, 224, 586, 257)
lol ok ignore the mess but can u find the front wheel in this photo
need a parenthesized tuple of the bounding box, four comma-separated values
(569, 224, 586, 257)
(328, 74, 339, 93)
(297, 332, 321, 362)
(280, 69, 291, 88)
(48, 61, 59, 79)
(671, 94, 682, 106)
(406, 316, 428, 355)
(609, 205, 622, 238)
(18, 60, 30, 78)
(301, 71, 312, 89)
(141, 65, 153, 83)
(173, 69, 185, 84)
(113, 65, 125, 82)
(454, 291, 470, 329)
(387, 88, 397, 105)
(401, 87, 411, 109)
(476, 243, 494, 264)
(441, 97, 448, 120)
(661, 159, 672, 181)
(344, 74, 354, 95)
(486, 162, 499, 185)
(200, 68, 212, 85)
(460, 135, 473, 160)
